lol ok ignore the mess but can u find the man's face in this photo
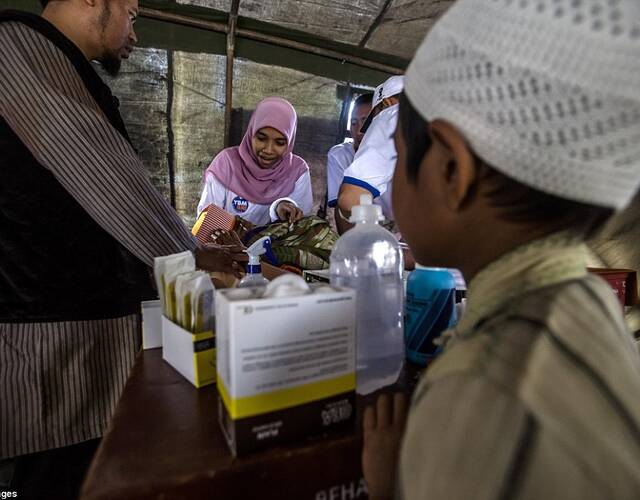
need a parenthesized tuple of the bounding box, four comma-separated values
(97, 0, 138, 76)
(392, 124, 453, 267)
(350, 102, 372, 150)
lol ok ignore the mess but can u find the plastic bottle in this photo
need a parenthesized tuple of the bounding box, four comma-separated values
(404, 266, 457, 366)
(238, 237, 271, 288)
(330, 194, 404, 394)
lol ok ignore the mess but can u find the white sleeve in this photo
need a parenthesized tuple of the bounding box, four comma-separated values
(268, 171, 314, 221)
(342, 147, 393, 198)
(342, 107, 398, 199)
(327, 149, 346, 206)
(196, 173, 228, 217)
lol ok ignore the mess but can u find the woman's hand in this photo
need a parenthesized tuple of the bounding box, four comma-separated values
(362, 392, 408, 500)
(276, 201, 304, 223)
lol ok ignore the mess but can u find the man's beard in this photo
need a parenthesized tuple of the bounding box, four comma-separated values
(99, 55, 122, 77)
(97, 1, 121, 77)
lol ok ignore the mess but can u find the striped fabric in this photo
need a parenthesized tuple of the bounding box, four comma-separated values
(0, 316, 139, 459)
(399, 235, 640, 499)
(0, 19, 199, 457)
(0, 21, 197, 266)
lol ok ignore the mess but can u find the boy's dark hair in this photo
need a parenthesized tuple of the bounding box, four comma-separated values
(39, 0, 49, 7)
(398, 92, 613, 236)
(354, 92, 373, 108)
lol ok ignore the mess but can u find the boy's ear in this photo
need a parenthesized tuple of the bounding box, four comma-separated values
(429, 120, 478, 211)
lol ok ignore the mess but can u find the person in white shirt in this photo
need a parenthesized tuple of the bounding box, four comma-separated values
(326, 92, 373, 209)
(197, 97, 313, 225)
(337, 76, 404, 234)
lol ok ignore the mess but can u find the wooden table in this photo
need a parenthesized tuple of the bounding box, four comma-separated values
(79, 349, 383, 499)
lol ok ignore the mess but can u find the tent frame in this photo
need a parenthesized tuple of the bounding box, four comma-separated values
(138, 1, 403, 152)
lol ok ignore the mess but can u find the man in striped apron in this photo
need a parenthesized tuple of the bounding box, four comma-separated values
(0, 1, 236, 495)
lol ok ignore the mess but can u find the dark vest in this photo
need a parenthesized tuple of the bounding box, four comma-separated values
(0, 11, 155, 322)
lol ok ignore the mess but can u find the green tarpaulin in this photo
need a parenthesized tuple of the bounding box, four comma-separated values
(0, 0, 403, 85)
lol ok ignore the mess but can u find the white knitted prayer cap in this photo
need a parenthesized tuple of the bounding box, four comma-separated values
(405, 0, 640, 210)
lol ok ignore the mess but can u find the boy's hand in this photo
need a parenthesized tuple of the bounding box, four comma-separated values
(362, 392, 408, 500)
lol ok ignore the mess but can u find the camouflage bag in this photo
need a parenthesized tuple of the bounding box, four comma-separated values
(243, 216, 338, 271)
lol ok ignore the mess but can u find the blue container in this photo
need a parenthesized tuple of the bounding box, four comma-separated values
(404, 267, 457, 366)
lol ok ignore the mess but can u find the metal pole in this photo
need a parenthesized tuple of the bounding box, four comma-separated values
(138, 7, 404, 75)
(359, 0, 393, 48)
(224, 0, 240, 148)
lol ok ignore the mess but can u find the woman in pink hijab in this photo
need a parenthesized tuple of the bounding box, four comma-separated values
(197, 97, 312, 225)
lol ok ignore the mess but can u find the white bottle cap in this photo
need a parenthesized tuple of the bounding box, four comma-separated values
(350, 193, 384, 223)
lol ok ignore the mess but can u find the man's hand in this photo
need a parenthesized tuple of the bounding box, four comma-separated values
(362, 392, 408, 500)
(194, 243, 243, 277)
(276, 201, 304, 223)
(211, 229, 245, 249)
(336, 183, 369, 234)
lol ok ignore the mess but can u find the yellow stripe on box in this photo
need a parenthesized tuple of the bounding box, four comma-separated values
(193, 348, 216, 388)
(217, 373, 356, 419)
(191, 210, 206, 236)
(192, 330, 214, 342)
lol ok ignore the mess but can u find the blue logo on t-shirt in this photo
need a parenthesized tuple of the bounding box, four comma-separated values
(232, 196, 249, 213)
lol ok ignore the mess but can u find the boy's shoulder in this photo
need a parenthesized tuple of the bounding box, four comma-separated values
(328, 141, 354, 158)
(419, 274, 638, 405)
(402, 273, 640, 500)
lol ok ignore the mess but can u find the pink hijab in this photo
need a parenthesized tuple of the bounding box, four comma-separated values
(204, 97, 309, 204)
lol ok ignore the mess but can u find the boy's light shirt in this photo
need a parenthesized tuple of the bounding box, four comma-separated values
(455, 231, 588, 337)
(326, 142, 355, 207)
(400, 231, 640, 500)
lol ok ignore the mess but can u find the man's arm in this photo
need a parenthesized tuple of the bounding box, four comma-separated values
(336, 183, 369, 234)
(0, 25, 196, 266)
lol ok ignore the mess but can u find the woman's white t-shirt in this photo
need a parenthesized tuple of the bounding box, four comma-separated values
(197, 171, 314, 226)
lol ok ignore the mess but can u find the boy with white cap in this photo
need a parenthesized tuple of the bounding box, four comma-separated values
(362, 0, 640, 499)
(326, 92, 372, 213)
(336, 75, 404, 234)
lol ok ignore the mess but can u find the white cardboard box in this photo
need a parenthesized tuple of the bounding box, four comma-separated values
(141, 300, 162, 350)
(161, 316, 216, 388)
(216, 285, 356, 455)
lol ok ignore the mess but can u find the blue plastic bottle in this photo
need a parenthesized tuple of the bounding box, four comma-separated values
(404, 266, 457, 366)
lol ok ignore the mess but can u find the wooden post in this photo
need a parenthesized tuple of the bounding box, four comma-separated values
(359, 0, 393, 48)
(166, 49, 176, 208)
(224, 0, 240, 148)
